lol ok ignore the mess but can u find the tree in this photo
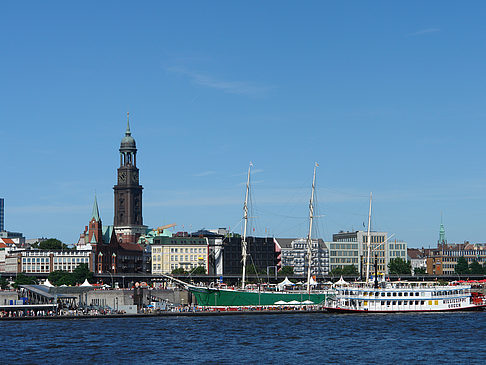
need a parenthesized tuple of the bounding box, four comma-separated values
(469, 260, 484, 275)
(48, 270, 74, 286)
(0, 277, 9, 289)
(414, 267, 427, 275)
(171, 267, 187, 275)
(455, 257, 469, 275)
(330, 265, 358, 276)
(388, 258, 411, 275)
(190, 266, 207, 275)
(278, 266, 294, 276)
(246, 264, 265, 275)
(12, 274, 37, 288)
(72, 263, 94, 284)
(32, 238, 69, 250)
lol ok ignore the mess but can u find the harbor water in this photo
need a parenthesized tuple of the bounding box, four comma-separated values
(2, 312, 486, 364)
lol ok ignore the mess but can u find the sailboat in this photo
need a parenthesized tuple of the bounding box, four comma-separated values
(324, 195, 486, 313)
(186, 162, 334, 308)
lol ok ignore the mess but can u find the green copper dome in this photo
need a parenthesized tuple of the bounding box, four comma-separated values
(120, 115, 137, 150)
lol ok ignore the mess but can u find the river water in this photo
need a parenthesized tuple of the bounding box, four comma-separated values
(2, 312, 486, 364)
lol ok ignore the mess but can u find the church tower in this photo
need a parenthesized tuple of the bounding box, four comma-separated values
(113, 113, 147, 243)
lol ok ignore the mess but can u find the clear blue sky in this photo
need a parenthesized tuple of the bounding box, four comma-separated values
(2, 1, 486, 247)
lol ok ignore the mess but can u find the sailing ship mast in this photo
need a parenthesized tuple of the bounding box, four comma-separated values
(241, 162, 251, 289)
(365, 192, 372, 283)
(306, 162, 318, 294)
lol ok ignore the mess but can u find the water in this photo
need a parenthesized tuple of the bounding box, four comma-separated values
(2, 312, 486, 364)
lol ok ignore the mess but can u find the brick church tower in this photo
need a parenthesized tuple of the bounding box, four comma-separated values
(113, 113, 147, 243)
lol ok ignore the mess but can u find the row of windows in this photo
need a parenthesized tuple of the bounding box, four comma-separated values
(170, 255, 205, 262)
(330, 251, 359, 257)
(330, 258, 359, 264)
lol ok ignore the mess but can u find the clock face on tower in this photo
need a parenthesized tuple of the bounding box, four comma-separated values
(131, 171, 139, 184)
(118, 171, 127, 183)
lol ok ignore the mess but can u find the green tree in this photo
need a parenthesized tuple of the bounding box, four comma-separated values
(72, 263, 94, 284)
(330, 265, 359, 276)
(190, 266, 207, 275)
(469, 260, 484, 275)
(0, 277, 9, 289)
(388, 258, 412, 275)
(455, 257, 469, 274)
(34, 238, 69, 250)
(48, 270, 74, 286)
(246, 264, 265, 275)
(171, 267, 187, 275)
(12, 274, 37, 288)
(278, 266, 294, 276)
(414, 267, 427, 275)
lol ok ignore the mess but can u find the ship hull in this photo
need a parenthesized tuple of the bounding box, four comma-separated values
(324, 304, 486, 313)
(190, 287, 331, 307)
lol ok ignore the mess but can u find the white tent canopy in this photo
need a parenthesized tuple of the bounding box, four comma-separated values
(306, 276, 318, 286)
(277, 277, 295, 289)
(335, 276, 348, 286)
(288, 300, 302, 305)
(274, 300, 288, 305)
(80, 279, 92, 287)
(43, 279, 54, 287)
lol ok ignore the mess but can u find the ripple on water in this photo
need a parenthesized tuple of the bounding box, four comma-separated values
(2, 313, 486, 363)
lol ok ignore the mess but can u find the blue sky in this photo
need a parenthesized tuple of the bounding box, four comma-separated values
(2, 1, 486, 247)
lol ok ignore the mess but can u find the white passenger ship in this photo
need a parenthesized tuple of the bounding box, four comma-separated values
(324, 281, 486, 313)
(324, 194, 486, 313)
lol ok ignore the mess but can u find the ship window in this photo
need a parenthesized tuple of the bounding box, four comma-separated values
(415, 292, 419, 296)
(392, 301, 396, 305)
(381, 301, 385, 305)
(381, 292, 385, 297)
(398, 301, 402, 305)
(387, 293, 391, 297)
(398, 292, 402, 297)
(404, 292, 408, 296)
(393, 292, 397, 297)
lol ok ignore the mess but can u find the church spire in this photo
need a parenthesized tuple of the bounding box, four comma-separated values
(126, 112, 131, 136)
(438, 212, 446, 245)
(92, 194, 100, 222)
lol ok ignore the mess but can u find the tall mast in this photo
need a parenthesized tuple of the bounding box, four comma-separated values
(241, 162, 252, 289)
(306, 162, 318, 294)
(365, 192, 373, 283)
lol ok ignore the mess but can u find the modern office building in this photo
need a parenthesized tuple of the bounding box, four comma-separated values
(330, 231, 407, 276)
(222, 236, 278, 276)
(276, 238, 329, 276)
(4, 249, 92, 274)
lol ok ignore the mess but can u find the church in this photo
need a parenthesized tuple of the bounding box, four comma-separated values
(76, 115, 148, 273)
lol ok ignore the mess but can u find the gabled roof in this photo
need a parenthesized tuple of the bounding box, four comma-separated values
(0, 238, 15, 245)
(119, 242, 144, 252)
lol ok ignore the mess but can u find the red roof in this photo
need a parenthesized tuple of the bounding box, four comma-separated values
(0, 238, 14, 245)
(119, 242, 143, 252)
(0, 242, 7, 248)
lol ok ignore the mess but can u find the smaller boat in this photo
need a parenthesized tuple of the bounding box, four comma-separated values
(325, 280, 486, 313)
(324, 194, 486, 313)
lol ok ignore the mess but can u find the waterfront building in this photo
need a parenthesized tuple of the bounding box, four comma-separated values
(426, 242, 486, 275)
(113, 114, 147, 244)
(222, 236, 278, 275)
(275, 238, 329, 276)
(407, 248, 427, 275)
(4, 249, 92, 274)
(331, 231, 407, 275)
(151, 236, 209, 274)
(76, 195, 144, 273)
